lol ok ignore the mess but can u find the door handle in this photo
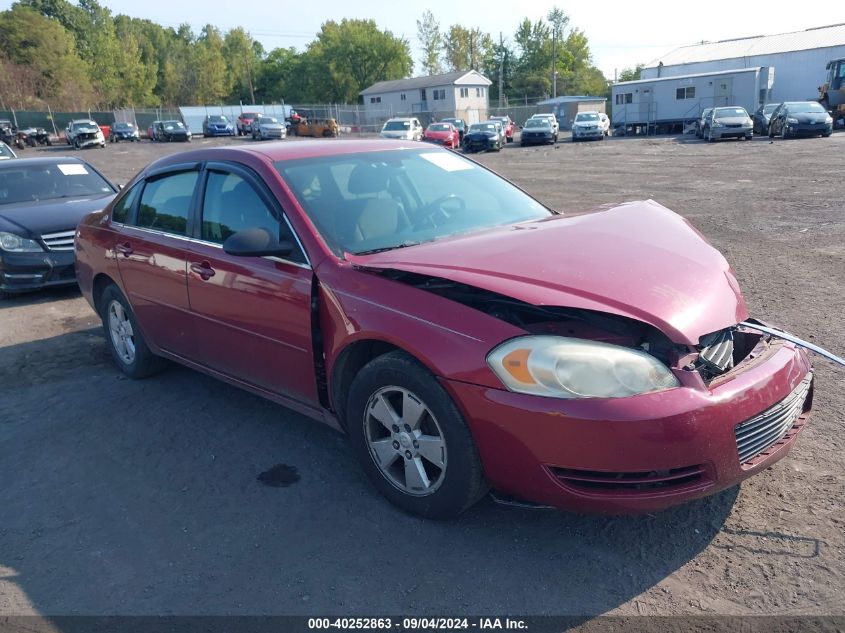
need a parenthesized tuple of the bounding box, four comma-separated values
(190, 261, 216, 280)
(115, 242, 133, 256)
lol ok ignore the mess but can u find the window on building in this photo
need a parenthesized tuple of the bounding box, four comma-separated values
(420, 89, 427, 101)
(433, 88, 446, 101)
(459, 87, 469, 98)
(369, 96, 381, 104)
(400, 93, 406, 101)
(615, 93, 633, 105)
(675, 86, 695, 100)
(476, 87, 484, 97)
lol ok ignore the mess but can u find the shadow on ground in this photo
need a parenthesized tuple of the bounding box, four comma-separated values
(1, 330, 740, 617)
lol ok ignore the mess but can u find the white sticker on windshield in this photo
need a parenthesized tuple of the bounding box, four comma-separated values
(58, 164, 89, 176)
(420, 152, 474, 172)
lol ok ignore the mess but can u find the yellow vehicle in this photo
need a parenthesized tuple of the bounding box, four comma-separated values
(819, 58, 845, 120)
(292, 118, 339, 138)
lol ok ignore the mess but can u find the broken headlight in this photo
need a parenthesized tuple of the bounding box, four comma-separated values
(487, 335, 680, 399)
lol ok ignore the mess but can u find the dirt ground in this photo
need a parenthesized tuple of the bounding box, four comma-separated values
(1, 132, 843, 620)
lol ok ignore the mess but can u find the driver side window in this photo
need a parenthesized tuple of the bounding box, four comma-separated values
(201, 170, 306, 264)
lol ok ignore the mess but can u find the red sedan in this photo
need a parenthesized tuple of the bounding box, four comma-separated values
(491, 115, 516, 142)
(422, 122, 460, 148)
(74, 140, 814, 519)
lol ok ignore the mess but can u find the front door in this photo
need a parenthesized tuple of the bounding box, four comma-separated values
(185, 164, 317, 404)
(715, 78, 733, 107)
(114, 168, 199, 357)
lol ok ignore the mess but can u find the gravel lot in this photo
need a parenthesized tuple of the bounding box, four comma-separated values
(1, 132, 843, 619)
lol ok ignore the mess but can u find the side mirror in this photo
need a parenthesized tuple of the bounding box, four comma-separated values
(223, 228, 294, 257)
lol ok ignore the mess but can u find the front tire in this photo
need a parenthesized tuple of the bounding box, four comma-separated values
(100, 284, 167, 379)
(346, 351, 487, 519)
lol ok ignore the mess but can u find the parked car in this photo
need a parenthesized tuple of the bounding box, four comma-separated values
(490, 116, 516, 142)
(147, 120, 162, 141)
(109, 122, 140, 143)
(704, 107, 753, 142)
(65, 119, 105, 149)
(15, 127, 52, 148)
(380, 118, 423, 141)
(571, 111, 605, 142)
(488, 119, 506, 145)
(251, 116, 287, 141)
(154, 120, 192, 142)
(75, 140, 816, 518)
(751, 103, 779, 136)
(598, 113, 611, 136)
(695, 108, 714, 138)
(519, 118, 555, 146)
(203, 115, 235, 137)
(237, 112, 262, 136)
(528, 113, 559, 138)
(462, 121, 503, 152)
(440, 117, 466, 141)
(422, 122, 460, 148)
(768, 101, 833, 139)
(0, 142, 17, 160)
(0, 119, 15, 146)
(0, 156, 116, 298)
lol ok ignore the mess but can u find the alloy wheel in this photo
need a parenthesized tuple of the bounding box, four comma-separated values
(107, 300, 136, 365)
(363, 386, 447, 496)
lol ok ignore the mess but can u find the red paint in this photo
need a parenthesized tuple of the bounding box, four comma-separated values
(422, 123, 460, 148)
(74, 141, 813, 514)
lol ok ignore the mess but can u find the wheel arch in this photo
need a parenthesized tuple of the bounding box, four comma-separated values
(92, 272, 119, 315)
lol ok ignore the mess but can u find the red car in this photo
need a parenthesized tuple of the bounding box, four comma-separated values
(423, 122, 460, 148)
(74, 141, 814, 519)
(491, 115, 516, 143)
(237, 112, 262, 136)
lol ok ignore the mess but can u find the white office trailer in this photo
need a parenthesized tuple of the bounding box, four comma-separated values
(611, 67, 772, 134)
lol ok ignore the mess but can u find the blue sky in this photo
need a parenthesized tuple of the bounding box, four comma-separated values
(1, 0, 834, 79)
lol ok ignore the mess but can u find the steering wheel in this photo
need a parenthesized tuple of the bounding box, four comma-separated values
(413, 194, 466, 230)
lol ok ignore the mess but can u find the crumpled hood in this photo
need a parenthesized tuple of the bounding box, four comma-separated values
(347, 200, 748, 345)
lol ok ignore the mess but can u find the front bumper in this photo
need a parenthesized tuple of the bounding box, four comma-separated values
(444, 340, 812, 514)
(75, 136, 104, 148)
(257, 128, 285, 139)
(710, 125, 752, 139)
(163, 133, 191, 142)
(573, 127, 603, 139)
(786, 123, 832, 136)
(205, 127, 234, 136)
(521, 133, 554, 145)
(463, 139, 497, 152)
(0, 249, 77, 293)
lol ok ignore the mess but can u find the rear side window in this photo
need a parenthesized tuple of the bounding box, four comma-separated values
(111, 183, 140, 224)
(136, 171, 198, 236)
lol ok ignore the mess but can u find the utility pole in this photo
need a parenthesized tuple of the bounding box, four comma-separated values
(498, 32, 504, 109)
(552, 29, 557, 99)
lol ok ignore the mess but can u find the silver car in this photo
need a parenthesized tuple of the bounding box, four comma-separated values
(571, 111, 605, 141)
(705, 107, 753, 142)
(251, 116, 286, 141)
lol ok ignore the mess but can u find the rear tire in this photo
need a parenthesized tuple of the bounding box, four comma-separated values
(99, 284, 168, 379)
(346, 351, 488, 519)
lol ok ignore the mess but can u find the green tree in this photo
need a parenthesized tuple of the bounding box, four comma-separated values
(255, 47, 303, 103)
(224, 27, 261, 104)
(0, 4, 95, 108)
(443, 25, 492, 72)
(304, 19, 412, 103)
(193, 25, 230, 104)
(416, 11, 443, 76)
(618, 63, 644, 82)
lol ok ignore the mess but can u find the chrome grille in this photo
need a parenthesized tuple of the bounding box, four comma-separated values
(700, 328, 735, 373)
(41, 229, 76, 251)
(735, 374, 812, 464)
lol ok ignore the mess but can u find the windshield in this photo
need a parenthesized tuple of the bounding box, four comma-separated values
(428, 124, 451, 132)
(209, 115, 228, 123)
(72, 121, 97, 129)
(786, 102, 826, 113)
(575, 113, 599, 122)
(714, 107, 748, 118)
(469, 124, 496, 133)
(0, 162, 115, 205)
(525, 120, 550, 129)
(114, 123, 134, 130)
(763, 104, 778, 115)
(163, 121, 185, 129)
(383, 121, 411, 131)
(276, 149, 551, 256)
(258, 117, 279, 124)
(0, 144, 14, 159)
(443, 119, 464, 128)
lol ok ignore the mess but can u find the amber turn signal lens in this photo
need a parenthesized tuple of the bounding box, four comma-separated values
(502, 348, 536, 385)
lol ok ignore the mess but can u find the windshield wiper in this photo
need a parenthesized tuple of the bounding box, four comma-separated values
(354, 240, 421, 255)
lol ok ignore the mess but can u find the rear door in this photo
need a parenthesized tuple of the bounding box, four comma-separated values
(114, 165, 200, 358)
(185, 162, 317, 404)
